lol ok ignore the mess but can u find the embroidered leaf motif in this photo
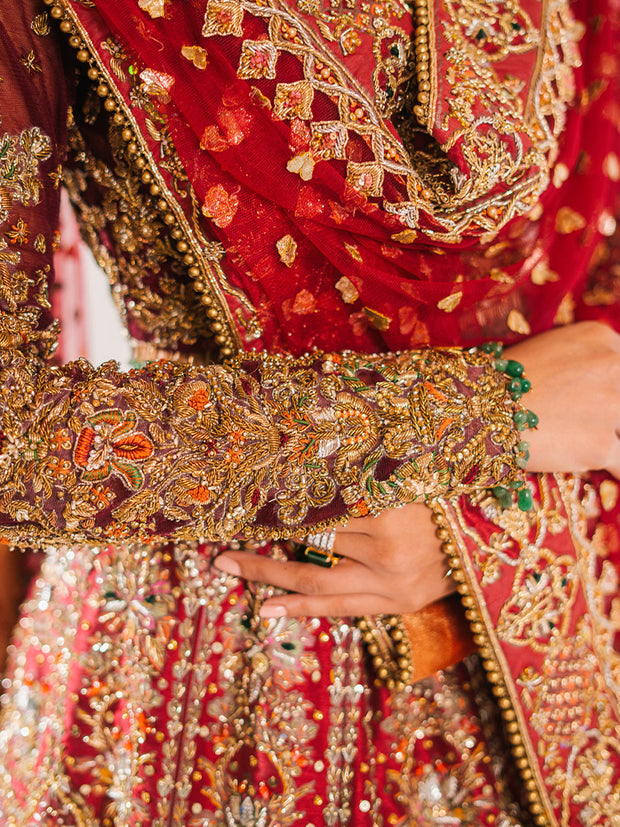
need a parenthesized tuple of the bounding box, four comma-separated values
(112, 458, 145, 490)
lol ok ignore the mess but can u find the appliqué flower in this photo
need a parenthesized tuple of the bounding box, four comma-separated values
(202, 184, 240, 228)
(181, 45, 209, 69)
(276, 234, 297, 267)
(286, 152, 314, 181)
(138, 0, 168, 17)
(139, 69, 175, 103)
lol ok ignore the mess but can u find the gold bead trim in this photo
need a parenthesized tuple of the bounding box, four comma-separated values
(358, 614, 414, 691)
(429, 499, 552, 827)
(412, 0, 435, 127)
(44, 0, 240, 359)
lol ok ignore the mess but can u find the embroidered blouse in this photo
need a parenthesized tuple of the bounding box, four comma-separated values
(0, 0, 535, 549)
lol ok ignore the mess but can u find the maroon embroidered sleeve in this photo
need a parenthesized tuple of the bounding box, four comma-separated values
(0, 3, 524, 548)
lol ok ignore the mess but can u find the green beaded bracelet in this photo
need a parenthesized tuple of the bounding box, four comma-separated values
(481, 342, 537, 512)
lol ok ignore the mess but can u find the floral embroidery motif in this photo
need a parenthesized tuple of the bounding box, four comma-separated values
(435, 474, 620, 826)
(273, 81, 314, 121)
(346, 162, 384, 198)
(74, 410, 155, 489)
(201, 183, 240, 228)
(203, 0, 245, 37)
(238, 40, 278, 80)
(0, 126, 51, 216)
(193, 0, 585, 239)
(1, 345, 524, 547)
(309, 120, 348, 160)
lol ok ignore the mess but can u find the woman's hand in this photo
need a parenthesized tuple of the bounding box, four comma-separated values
(214, 503, 454, 618)
(505, 321, 620, 478)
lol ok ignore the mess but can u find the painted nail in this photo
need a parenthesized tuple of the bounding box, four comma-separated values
(259, 604, 287, 618)
(214, 555, 241, 576)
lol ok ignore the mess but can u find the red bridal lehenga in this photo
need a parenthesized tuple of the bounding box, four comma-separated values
(0, 0, 619, 825)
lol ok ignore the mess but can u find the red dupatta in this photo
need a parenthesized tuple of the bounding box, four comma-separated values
(68, 0, 617, 358)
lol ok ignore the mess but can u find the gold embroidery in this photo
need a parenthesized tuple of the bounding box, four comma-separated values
(399, 0, 586, 239)
(203, 0, 245, 38)
(273, 81, 314, 121)
(0, 539, 529, 823)
(55, 3, 263, 358)
(237, 40, 278, 79)
(433, 474, 620, 827)
(0, 126, 52, 213)
(1, 341, 524, 548)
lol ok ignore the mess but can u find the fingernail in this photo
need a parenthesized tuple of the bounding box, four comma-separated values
(214, 555, 241, 576)
(259, 603, 287, 618)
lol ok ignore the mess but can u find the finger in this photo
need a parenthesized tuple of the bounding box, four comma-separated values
(330, 533, 376, 565)
(287, 533, 377, 566)
(214, 552, 386, 596)
(259, 592, 403, 618)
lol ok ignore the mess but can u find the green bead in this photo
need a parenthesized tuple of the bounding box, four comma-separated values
(516, 455, 528, 469)
(510, 479, 522, 490)
(516, 440, 530, 462)
(509, 378, 523, 394)
(505, 359, 524, 378)
(520, 378, 531, 393)
(495, 358, 508, 371)
(526, 410, 539, 428)
(492, 486, 513, 509)
(482, 342, 503, 357)
(517, 487, 534, 511)
(513, 410, 527, 427)
(511, 390, 523, 401)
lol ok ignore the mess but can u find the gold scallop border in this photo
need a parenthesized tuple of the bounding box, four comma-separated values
(46, 0, 243, 359)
